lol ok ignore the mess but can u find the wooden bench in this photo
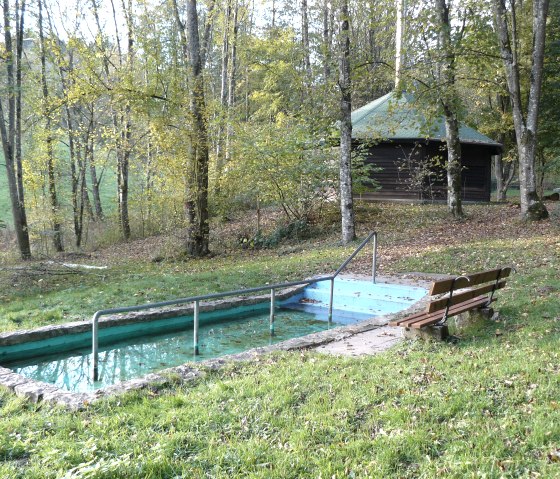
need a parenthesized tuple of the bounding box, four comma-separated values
(390, 267, 512, 332)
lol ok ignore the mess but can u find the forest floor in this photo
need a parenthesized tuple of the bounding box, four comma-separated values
(1, 200, 560, 478)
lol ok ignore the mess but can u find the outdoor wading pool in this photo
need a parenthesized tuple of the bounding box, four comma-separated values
(0, 278, 427, 395)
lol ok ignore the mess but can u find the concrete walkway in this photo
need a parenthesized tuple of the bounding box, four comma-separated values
(314, 325, 403, 357)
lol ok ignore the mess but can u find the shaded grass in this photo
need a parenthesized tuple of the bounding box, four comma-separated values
(0, 243, 356, 331)
(0, 202, 559, 478)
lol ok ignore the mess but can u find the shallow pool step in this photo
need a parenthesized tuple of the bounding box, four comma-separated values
(284, 295, 412, 317)
(282, 303, 373, 324)
(283, 278, 426, 317)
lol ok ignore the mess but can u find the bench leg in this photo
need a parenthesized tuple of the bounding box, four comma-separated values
(403, 324, 449, 341)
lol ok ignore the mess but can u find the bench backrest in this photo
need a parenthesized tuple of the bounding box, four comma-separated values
(427, 267, 512, 313)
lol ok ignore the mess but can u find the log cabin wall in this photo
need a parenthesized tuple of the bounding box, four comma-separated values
(356, 140, 492, 202)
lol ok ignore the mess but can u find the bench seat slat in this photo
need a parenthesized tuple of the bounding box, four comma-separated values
(428, 281, 506, 313)
(430, 268, 511, 295)
(389, 295, 490, 328)
(411, 296, 491, 328)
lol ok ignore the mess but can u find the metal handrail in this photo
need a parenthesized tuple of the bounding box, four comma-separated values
(334, 231, 378, 279)
(91, 232, 378, 381)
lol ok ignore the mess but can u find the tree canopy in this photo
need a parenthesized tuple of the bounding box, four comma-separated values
(0, 0, 557, 258)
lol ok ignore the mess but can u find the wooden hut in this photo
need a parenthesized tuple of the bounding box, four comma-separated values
(352, 92, 502, 202)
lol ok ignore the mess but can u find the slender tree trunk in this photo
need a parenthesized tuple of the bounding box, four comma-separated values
(494, 155, 516, 202)
(493, 96, 515, 201)
(92, 0, 131, 238)
(68, 115, 83, 247)
(38, 0, 63, 252)
(216, 0, 231, 176)
(322, 0, 332, 81)
(14, 0, 25, 206)
(80, 142, 95, 222)
(338, 0, 355, 244)
(443, 109, 463, 216)
(493, 131, 516, 201)
(173, 0, 210, 256)
(225, 0, 238, 164)
(54, 42, 85, 247)
(493, 0, 549, 220)
(201, 0, 216, 67)
(395, 0, 405, 89)
(301, 0, 311, 79)
(86, 106, 103, 220)
(0, 0, 31, 259)
(435, 0, 464, 218)
(61, 66, 82, 245)
(117, 0, 134, 239)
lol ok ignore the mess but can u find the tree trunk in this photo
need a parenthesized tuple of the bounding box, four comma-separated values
(443, 110, 463, 216)
(55, 45, 84, 247)
(174, 0, 210, 256)
(338, 0, 355, 244)
(0, 0, 31, 259)
(38, 0, 63, 252)
(301, 0, 311, 79)
(225, 0, 238, 164)
(395, 0, 405, 89)
(201, 0, 216, 67)
(216, 0, 231, 176)
(86, 106, 103, 221)
(435, 0, 464, 218)
(322, 0, 332, 82)
(117, 0, 134, 240)
(493, 96, 515, 201)
(494, 153, 516, 202)
(493, 0, 549, 220)
(92, 0, 131, 238)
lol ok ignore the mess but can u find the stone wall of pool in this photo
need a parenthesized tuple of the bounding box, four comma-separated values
(0, 274, 434, 408)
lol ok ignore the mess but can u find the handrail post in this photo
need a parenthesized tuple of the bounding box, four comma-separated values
(328, 278, 334, 323)
(270, 288, 275, 336)
(194, 300, 200, 355)
(92, 312, 100, 382)
(372, 233, 378, 284)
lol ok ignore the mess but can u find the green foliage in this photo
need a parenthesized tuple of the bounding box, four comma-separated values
(239, 218, 312, 249)
(219, 115, 337, 223)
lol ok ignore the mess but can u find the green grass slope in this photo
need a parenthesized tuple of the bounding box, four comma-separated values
(0, 203, 559, 478)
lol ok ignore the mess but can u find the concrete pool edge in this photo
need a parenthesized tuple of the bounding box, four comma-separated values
(0, 273, 435, 408)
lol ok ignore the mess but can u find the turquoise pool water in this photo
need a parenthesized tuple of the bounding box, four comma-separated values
(2, 278, 427, 393)
(7, 308, 341, 392)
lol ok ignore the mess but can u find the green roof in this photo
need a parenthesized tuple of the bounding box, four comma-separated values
(351, 91, 501, 148)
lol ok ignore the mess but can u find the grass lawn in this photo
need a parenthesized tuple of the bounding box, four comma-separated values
(0, 202, 559, 478)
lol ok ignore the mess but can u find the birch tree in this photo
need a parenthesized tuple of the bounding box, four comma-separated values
(435, 0, 463, 218)
(493, 0, 549, 220)
(338, 0, 355, 244)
